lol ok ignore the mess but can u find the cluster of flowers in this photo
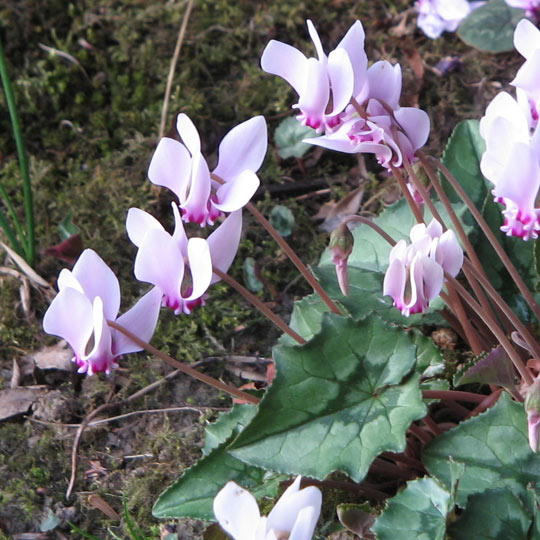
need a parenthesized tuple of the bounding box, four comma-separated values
(261, 20, 430, 169)
(43, 114, 268, 375)
(480, 19, 540, 240)
(383, 220, 463, 316)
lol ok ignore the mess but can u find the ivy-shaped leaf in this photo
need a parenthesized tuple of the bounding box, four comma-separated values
(423, 393, 540, 507)
(229, 314, 426, 482)
(153, 405, 284, 520)
(449, 487, 532, 539)
(274, 116, 319, 159)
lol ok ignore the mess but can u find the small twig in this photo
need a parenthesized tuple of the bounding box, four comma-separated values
(159, 0, 195, 138)
(66, 369, 182, 499)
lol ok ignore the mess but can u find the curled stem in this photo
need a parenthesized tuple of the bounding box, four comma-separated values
(107, 320, 261, 405)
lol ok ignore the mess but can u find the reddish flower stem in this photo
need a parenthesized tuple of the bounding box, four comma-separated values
(107, 320, 261, 405)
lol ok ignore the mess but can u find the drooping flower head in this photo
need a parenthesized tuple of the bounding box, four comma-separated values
(213, 476, 322, 540)
(43, 249, 162, 375)
(126, 203, 243, 315)
(383, 220, 463, 317)
(148, 114, 267, 227)
(261, 19, 430, 169)
(261, 20, 367, 133)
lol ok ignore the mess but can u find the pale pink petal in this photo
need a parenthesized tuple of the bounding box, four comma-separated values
(420, 256, 444, 301)
(296, 58, 330, 130)
(367, 62, 402, 109)
(336, 20, 368, 96)
(306, 20, 325, 61)
(213, 482, 261, 540)
(260, 40, 308, 97)
(176, 113, 201, 156)
(85, 297, 114, 375)
(327, 48, 354, 115)
(184, 238, 212, 300)
(171, 202, 189, 255)
(425, 219, 443, 239)
(435, 0, 471, 20)
(208, 210, 243, 284)
(267, 478, 322, 535)
(388, 239, 407, 265)
(511, 50, 540, 101)
(113, 286, 163, 355)
(57, 268, 83, 293)
(43, 287, 93, 360)
(133, 229, 184, 306)
(437, 230, 463, 277)
(147, 137, 192, 201)
(214, 170, 260, 212)
(383, 258, 406, 305)
(513, 18, 540, 59)
(181, 153, 212, 225)
(394, 107, 430, 151)
(71, 249, 120, 321)
(126, 208, 164, 248)
(288, 506, 320, 540)
(213, 116, 268, 180)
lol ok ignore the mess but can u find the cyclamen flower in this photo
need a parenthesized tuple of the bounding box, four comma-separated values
(213, 476, 322, 540)
(415, 0, 474, 39)
(126, 203, 242, 315)
(148, 114, 267, 227)
(261, 19, 430, 169)
(43, 249, 162, 375)
(505, 0, 540, 18)
(383, 220, 463, 317)
(480, 91, 540, 240)
(261, 19, 367, 132)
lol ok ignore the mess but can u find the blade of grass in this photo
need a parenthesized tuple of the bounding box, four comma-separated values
(123, 495, 149, 540)
(0, 203, 24, 256)
(67, 521, 105, 540)
(0, 181, 27, 248)
(0, 40, 35, 266)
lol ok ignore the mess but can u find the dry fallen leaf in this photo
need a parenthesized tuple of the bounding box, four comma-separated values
(315, 187, 364, 232)
(0, 386, 48, 421)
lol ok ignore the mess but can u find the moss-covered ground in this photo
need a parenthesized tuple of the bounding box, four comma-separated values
(0, 0, 523, 537)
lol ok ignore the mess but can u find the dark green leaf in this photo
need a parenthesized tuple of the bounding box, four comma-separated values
(274, 116, 319, 159)
(457, 0, 524, 52)
(424, 393, 540, 506)
(153, 405, 284, 520)
(449, 488, 531, 539)
(372, 477, 453, 540)
(269, 205, 295, 237)
(229, 314, 426, 482)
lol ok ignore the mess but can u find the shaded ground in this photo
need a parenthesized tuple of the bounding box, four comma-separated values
(0, 0, 523, 537)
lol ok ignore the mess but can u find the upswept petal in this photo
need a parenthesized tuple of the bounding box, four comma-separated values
(185, 238, 212, 301)
(168, 202, 189, 254)
(71, 249, 120, 321)
(420, 255, 444, 301)
(133, 228, 184, 306)
(383, 258, 406, 301)
(306, 20, 325, 61)
(297, 58, 330, 130)
(182, 153, 212, 225)
(260, 40, 308, 96)
(43, 287, 93, 360)
(213, 481, 260, 540)
(327, 48, 354, 115)
(113, 286, 163, 356)
(366, 61, 402, 109)
(394, 107, 430, 151)
(57, 268, 83, 293)
(425, 219, 443, 239)
(289, 506, 320, 540)
(267, 478, 322, 535)
(213, 170, 260, 212)
(511, 49, 540, 101)
(437, 230, 463, 277)
(434, 0, 471, 20)
(513, 18, 540, 59)
(208, 210, 243, 284)
(213, 116, 268, 180)
(126, 208, 164, 248)
(388, 239, 408, 265)
(147, 137, 192, 200)
(495, 142, 540, 209)
(177, 113, 201, 156)
(85, 296, 113, 375)
(336, 20, 368, 96)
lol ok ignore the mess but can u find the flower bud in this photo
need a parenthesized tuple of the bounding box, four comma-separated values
(329, 222, 354, 296)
